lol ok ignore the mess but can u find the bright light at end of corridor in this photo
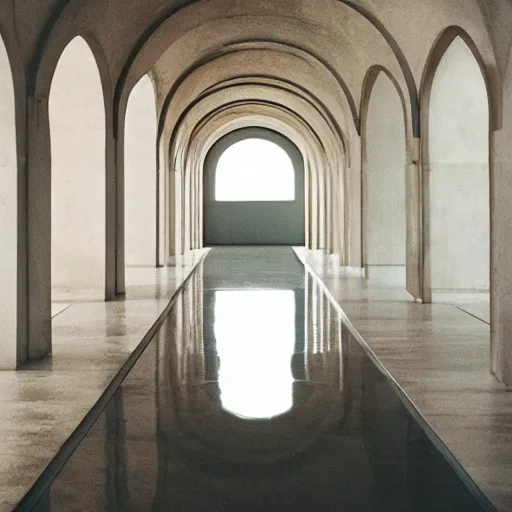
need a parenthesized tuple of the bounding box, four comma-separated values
(214, 290, 296, 419)
(215, 138, 295, 202)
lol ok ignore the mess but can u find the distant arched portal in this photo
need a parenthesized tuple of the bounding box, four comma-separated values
(203, 128, 305, 246)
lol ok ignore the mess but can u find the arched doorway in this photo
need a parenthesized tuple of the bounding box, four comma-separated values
(425, 36, 490, 314)
(362, 72, 407, 286)
(49, 36, 106, 301)
(203, 128, 305, 245)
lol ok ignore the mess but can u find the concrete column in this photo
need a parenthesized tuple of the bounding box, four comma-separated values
(491, 53, 512, 385)
(27, 92, 52, 360)
(347, 135, 362, 268)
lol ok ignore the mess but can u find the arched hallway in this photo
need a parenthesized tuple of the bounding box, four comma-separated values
(0, 0, 512, 509)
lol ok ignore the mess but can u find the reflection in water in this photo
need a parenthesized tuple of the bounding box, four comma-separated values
(31, 247, 487, 512)
(214, 290, 296, 419)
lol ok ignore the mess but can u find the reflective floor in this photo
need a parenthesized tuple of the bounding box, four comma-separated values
(31, 247, 486, 511)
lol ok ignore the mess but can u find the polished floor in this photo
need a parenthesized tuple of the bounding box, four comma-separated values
(295, 247, 509, 512)
(0, 250, 208, 512)
(31, 247, 488, 511)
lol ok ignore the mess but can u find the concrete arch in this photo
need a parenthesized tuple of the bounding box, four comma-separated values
(50, 36, 107, 301)
(420, 26, 498, 136)
(172, 105, 323, 254)
(155, 41, 358, 137)
(160, 83, 338, 256)
(113, 0, 417, 133)
(159, 64, 350, 163)
(420, 29, 492, 304)
(189, 102, 342, 255)
(361, 71, 407, 287)
(26, 31, 116, 360)
(168, 100, 341, 259)
(164, 79, 347, 170)
(360, 66, 411, 155)
(124, 74, 158, 267)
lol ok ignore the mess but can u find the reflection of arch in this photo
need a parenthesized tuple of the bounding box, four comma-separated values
(0, 33, 19, 368)
(203, 128, 306, 246)
(50, 36, 107, 300)
(360, 70, 407, 286)
(125, 74, 158, 267)
(420, 30, 491, 302)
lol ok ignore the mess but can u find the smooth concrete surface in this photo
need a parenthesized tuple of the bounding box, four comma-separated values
(0, 249, 208, 512)
(429, 37, 490, 292)
(50, 303, 70, 318)
(125, 74, 157, 267)
(50, 37, 107, 296)
(32, 247, 486, 511)
(363, 72, 406, 271)
(492, 49, 512, 384)
(433, 291, 490, 324)
(294, 247, 511, 512)
(0, 34, 19, 369)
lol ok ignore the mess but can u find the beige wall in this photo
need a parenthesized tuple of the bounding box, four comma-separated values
(125, 75, 157, 267)
(0, 36, 18, 368)
(363, 73, 406, 280)
(429, 37, 489, 292)
(50, 37, 106, 298)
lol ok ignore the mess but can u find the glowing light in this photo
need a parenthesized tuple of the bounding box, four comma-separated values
(215, 138, 295, 202)
(214, 290, 295, 419)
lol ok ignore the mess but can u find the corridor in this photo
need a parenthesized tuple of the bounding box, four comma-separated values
(31, 248, 485, 512)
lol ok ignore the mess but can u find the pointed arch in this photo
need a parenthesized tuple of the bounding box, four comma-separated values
(361, 69, 407, 286)
(421, 31, 490, 303)
(49, 36, 107, 301)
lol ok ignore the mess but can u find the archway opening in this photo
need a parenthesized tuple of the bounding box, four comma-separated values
(428, 36, 489, 319)
(125, 74, 157, 268)
(203, 128, 305, 246)
(363, 73, 406, 286)
(215, 138, 295, 201)
(0, 35, 18, 368)
(50, 37, 106, 302)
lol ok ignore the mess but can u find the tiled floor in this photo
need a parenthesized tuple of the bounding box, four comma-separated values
(0, 249, 208, 512)
(294, 247, 510, 512)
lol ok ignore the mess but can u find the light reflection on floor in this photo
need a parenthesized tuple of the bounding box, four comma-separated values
(30, 247, 488, 512)
(215, 290, 296, 419)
